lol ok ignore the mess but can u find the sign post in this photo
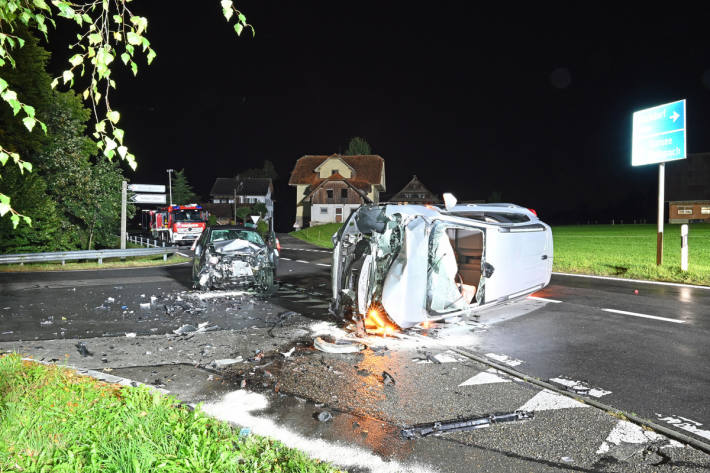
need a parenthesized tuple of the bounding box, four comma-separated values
(120, 181, 127, 251)
(632, 99, 687, 266)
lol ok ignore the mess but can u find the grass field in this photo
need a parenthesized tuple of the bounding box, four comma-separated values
(291, 222, 710, 286)
(0, 354, 337, 473)
(552, 224, 710, 285)
(290, 223, 342, 249)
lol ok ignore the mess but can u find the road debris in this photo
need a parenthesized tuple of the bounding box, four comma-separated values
(281, 347, 295, 358)
(75, 342, 92, 357)
(317, 411, 333, 423)
(313, 336, 365, 354)
(210, 358, 244, 369)
(382, 371, 396, 386)
(125, 332, 136, 338)
(401, 410, 534, 439)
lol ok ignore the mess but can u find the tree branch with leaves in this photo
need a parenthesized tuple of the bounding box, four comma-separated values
(0, 0, 252, 228)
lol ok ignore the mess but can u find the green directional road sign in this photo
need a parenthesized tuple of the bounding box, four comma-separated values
(632, 99, 686, 166)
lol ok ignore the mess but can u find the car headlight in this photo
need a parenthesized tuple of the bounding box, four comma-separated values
(208, 256, 219, 265)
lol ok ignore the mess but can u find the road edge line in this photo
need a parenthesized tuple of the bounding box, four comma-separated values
(552, 272, 710, 290)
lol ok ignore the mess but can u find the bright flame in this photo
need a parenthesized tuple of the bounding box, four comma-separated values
(363, 306, 399, 337)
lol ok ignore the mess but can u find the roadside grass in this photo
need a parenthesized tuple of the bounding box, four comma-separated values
(0, 253, 190, 273)
(0, 354, 338, 473)
(553, 224, 710, 286)
(290, 223, 343, 249)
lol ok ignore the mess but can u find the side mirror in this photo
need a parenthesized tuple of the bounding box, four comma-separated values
(194, 245, 201, 256)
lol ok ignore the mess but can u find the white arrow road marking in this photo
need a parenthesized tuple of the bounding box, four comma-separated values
(596, 420, 683, 454)
(459, 368, 511, 386)
(601, 308, 685, 324)
(656, 414, 710, 441)
(485, 353, 523, 367)
(549, 377, 612, 398)
(518, 389, 589, 412)
(670, 111, 680, 122)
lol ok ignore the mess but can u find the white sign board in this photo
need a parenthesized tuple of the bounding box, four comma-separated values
(128, 184, 166, 193)
(632, 99, 686, 166)
(130, 193, 166, 204)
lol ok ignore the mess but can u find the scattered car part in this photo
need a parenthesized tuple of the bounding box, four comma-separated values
(313, 336, 365, 354)
(317, 411, 333, 423)
(330, 200, 553, 329)
(382, 371, 396, 386)
(401, 410, 534, 439)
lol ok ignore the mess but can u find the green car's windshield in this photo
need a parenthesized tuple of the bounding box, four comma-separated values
(210, 229, 264, 246)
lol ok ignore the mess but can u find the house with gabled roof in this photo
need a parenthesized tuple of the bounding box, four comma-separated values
(208, 177, 274, 222)
(289, 154, 386, 228)
(388, 175, 440, 205)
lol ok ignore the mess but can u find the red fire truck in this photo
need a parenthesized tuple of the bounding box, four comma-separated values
(141, 204, 208, 245)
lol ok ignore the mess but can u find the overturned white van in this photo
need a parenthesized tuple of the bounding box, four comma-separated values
(329, 196, 553, 329)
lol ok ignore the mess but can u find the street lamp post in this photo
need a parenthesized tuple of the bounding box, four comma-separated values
(166, 169, 174, 206)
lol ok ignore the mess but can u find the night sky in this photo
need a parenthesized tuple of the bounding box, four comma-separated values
(48, 4, 710, 231)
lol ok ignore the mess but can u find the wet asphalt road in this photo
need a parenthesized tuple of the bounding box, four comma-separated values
(2, 234, 710, 471)
(274, 236, 710, 444)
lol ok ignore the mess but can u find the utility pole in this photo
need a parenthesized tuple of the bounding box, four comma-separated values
(166, 169, 174, 206)
(120, 180, 127, 251)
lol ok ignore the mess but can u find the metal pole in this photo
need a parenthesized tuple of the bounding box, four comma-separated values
(167, 169, 174, 206)
(681, 224, 689, 271)
(120, 181, 127, 251)
(657, 163, 665, 265)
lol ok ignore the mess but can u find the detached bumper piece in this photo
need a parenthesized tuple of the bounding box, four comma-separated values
(401, 410, 534, 439)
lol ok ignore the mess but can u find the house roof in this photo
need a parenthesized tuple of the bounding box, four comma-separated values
(388, 175, 441, 203)
(302, 175, 372, 203)
(288, 154, 385, 188)
(210, 177, 272, 197)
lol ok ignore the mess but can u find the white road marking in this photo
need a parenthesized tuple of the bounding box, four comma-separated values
(549, 377, 611, 398)
(597, 420, 683, 454)
(459, 368, 510, 386)
(316, 263, 331, 267)
(656, 414, 710, 441)
(280, 257, 292, 261)
(601, 308, 686, 324)
(203, 391, 432, 473)
(527, 296, 562, 303)
(553, 271, 710, 290)
(296, 260, 310, 264)
(518, 389, 589, 412)
(485, 353, 523, 367)
(177, 252, 191, 257)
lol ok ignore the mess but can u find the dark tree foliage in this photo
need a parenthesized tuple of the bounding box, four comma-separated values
(0, 31, 132, 252)
(171, 169, 199, 205)
(237, 160, 278, 181)
(344, 137, 372, 155)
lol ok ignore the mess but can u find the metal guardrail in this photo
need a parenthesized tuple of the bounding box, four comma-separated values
(0, 246, 177, 265)
(127, 234, 168, 248)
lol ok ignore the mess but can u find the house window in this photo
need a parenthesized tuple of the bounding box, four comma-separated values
(326, 189, 334, 199)
(320, 207, 328, 214)
(678, 207, 693, 215)
(335, 208, 343, 215)
(341, 189, 348, 199)
(331, 169, 339, 175)
(702, 207, 710, 215)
